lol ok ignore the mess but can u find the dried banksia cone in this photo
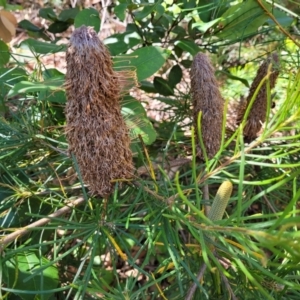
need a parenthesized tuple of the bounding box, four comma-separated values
(226, 97, 247, 133)
(237, 53, 280, 141)
(190, 53, 224, 160)
(65, 26, 133, 197)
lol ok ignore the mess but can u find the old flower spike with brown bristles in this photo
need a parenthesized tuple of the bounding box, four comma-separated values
(236, 53, 280, 141)
(65, 26, 133, 197)
(190, 52, 224, 160)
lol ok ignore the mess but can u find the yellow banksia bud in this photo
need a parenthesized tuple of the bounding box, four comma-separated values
(65, 26, 133, 197)
(237, 53, 279, 140)
(190, 53, 224, 160)
(208, 181, 233, 222)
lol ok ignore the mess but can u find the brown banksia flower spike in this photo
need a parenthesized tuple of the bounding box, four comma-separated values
(65, 26, 134, 197)
(236, 53, 280, 141)
(190, 53, 224, 160)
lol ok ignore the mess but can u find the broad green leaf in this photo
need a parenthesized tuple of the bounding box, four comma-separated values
(58, 7, 79, 22)
(0, 40, 9, 66)
(3, 252, 59, 300)
(122, 96, 157, 145)
(18, 20, 43, 32)
(0, 67, 27, 98)
(19, 38, 66, 54)
(7, 79, 64, 98)
(38, 7, 57, 21)
(266, 9, 293, 27)
(216, 0, 269, 41)
(168, 65, 182, 88)
(39, 90, 66, 104)
(0, 0, 6, 7)
(139, 80, 156, 93)
(171, 26, 186, 39)
(104, 31, 141, 56)
(181, 59, 192, 68)
(217, 70, 249, 88)
(48, 21, 70, 33)
(42, 68, 64, 80)
(74, 8, 101, 32)
(38, 69, 66, 103)
(134, 3, 157, 21)
(154, 76, 174, 96)
(114, 46, 170, 81)
(192, 18, 221, 33)
(114, 3, 127, 21)
(154, 4, 165, 20)
(174, 40, 200, 56)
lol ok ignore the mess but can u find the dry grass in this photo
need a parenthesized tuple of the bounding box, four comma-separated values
(65, 26, 133, 197)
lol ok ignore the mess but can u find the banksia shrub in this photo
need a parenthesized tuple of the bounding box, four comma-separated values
(65, 26, 133, 197)
(190, 53, 224, 160)
(236, 53, 279, 141)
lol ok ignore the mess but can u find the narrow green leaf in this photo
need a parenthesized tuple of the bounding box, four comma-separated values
(74, 8, 101, 32)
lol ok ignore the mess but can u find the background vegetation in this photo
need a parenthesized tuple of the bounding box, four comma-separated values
(0, 0, 300, 299)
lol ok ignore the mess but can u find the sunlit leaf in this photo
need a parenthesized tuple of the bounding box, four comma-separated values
(3, 252, 59, 300)
(114, 46, 170, 81)
(74, 8, 101, 32)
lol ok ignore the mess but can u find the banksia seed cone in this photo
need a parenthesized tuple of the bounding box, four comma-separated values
(65, 26, 133, 197)
(190, 53, 224, 159)
(236, 53, 279, 141)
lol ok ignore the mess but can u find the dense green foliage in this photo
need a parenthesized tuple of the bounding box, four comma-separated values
(0, 0, 300, 299)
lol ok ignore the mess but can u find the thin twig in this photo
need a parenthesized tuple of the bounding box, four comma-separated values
(220, 271, 238, 300)
(101, 0, 110, 32)
(256, 0, 300, 48)
(257, 186, 278, 215)
(185, 263, 207, 300)
(0, 197, 85, 253)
